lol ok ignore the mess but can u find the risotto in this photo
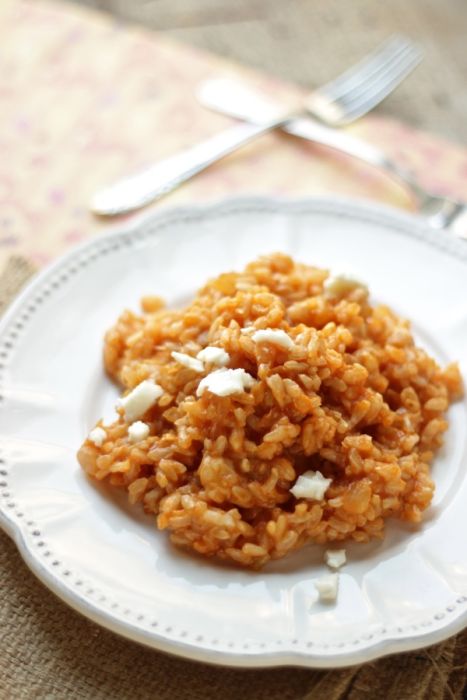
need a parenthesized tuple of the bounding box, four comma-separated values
(77, 254, 463, 568)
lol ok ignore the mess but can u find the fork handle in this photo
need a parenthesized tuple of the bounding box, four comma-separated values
(284, 118, 467, 235)
(284, 117, 414, 184)
(91, 119, 288, 216)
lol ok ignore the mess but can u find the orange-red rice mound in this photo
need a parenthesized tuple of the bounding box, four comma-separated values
(77, 253, 463, 568)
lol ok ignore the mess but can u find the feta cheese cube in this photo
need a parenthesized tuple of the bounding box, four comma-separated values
(118, 380, 163, 423)
(171, 351, 204, 373)
(88, 426, 106, 447)
(324, 273, 367, 297)
(251, 328, 294, 349)
(196, 368, 256, 397)
(128, 421, 150, 443)
(196, 346, 230, 367)
(290, 470, 332, 500)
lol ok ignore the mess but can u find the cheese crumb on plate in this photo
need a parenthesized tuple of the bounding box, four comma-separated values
(324, 549, 346, 569)
(314, 574, 339, 603)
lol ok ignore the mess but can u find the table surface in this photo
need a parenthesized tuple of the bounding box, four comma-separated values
(67, 0, 467, 143)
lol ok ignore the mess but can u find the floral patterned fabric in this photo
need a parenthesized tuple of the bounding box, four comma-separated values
(0, 0, 466, 271)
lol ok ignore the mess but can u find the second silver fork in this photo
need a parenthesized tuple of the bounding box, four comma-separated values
(306, 34, 422, 126)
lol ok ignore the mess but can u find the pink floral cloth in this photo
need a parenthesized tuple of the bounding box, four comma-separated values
(1, 0, 467, 270)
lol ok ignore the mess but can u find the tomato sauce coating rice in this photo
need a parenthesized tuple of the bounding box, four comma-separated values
(78, 254, 463, 568)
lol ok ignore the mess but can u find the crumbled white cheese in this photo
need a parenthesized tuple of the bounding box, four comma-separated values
(128, 421, 150, 443)
(171, 351, 204, 373)
(117, 380, 163, 423)
(88, 426, 106, 447)
(251, 328, 294, 349)
(290, 470, 332, 500)
(314, 574, 339, 603)
(324, 549, 346, 570)
(196, 368, 256, 397)
(324, 273, 367, 297)
(196, 346, 230, 367)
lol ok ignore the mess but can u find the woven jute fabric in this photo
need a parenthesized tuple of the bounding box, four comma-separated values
(1, 257, 466, 699)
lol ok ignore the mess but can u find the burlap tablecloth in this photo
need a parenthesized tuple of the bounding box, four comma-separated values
(1, 2, 467, 698)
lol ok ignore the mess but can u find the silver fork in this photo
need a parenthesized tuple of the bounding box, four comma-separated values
(91, 36, 422, 217)
(202, 35, 422, 128)
(305, 34, 422, 126)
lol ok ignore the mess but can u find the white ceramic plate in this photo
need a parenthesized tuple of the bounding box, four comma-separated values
(1, 197, 467, 668)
